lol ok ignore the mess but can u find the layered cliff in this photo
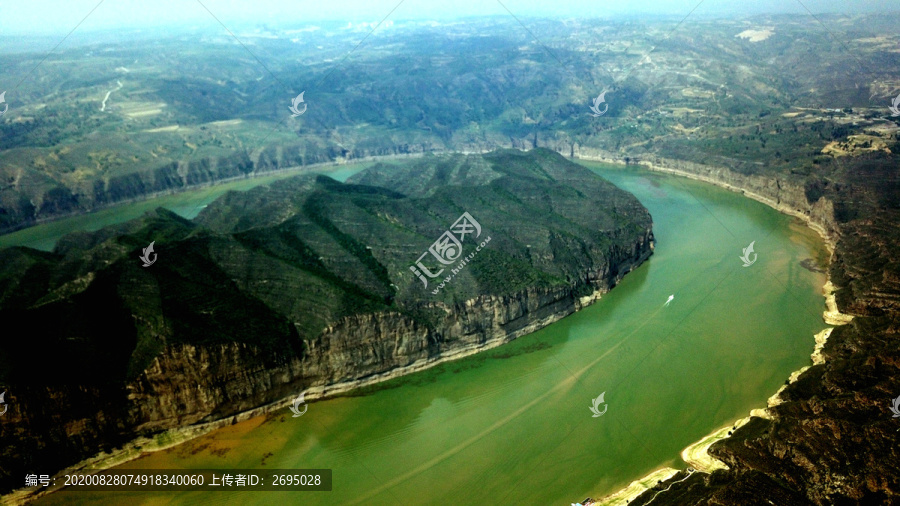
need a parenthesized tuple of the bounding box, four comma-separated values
(0, 148, 653, 495)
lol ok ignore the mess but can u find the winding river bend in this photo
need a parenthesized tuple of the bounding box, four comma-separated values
(26, 160, 829, 505)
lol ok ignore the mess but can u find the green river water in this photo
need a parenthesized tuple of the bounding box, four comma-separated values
(25, 161, 829, 505)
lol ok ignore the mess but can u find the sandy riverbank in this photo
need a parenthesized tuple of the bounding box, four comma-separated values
(595, 468, 681, 506)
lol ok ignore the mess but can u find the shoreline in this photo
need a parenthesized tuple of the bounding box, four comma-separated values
(4, 151, 846, 505)
(572, 154, 837, 254)
(3, 279, 636, 504)
(595, 468, 681, 506)
(1, 148, 633, 505)
(0, 152, 430, 239)
(581, 153, 852, 506)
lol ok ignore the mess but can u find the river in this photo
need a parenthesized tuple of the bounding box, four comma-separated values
(23, 160, 829, 505)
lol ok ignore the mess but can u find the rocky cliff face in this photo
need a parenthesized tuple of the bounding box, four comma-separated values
(569, 145, 840, 245)
(128, 254, 654, 433)
(0, 148, 653, 496)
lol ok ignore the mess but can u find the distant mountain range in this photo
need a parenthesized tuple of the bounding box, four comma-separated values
(1, 14, 898, 232)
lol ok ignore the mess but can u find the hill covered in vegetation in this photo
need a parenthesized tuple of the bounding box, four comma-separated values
(0, 148, 653, 494)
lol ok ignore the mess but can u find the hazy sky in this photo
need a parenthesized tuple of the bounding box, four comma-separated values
(0, 0, 896, 35)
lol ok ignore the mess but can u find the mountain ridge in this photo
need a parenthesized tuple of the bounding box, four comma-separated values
(0, 148, 654, 496)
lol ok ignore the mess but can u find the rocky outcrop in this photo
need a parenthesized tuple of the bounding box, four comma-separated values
(0, 149, 653, 498)
(124, 150, 655, 433)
